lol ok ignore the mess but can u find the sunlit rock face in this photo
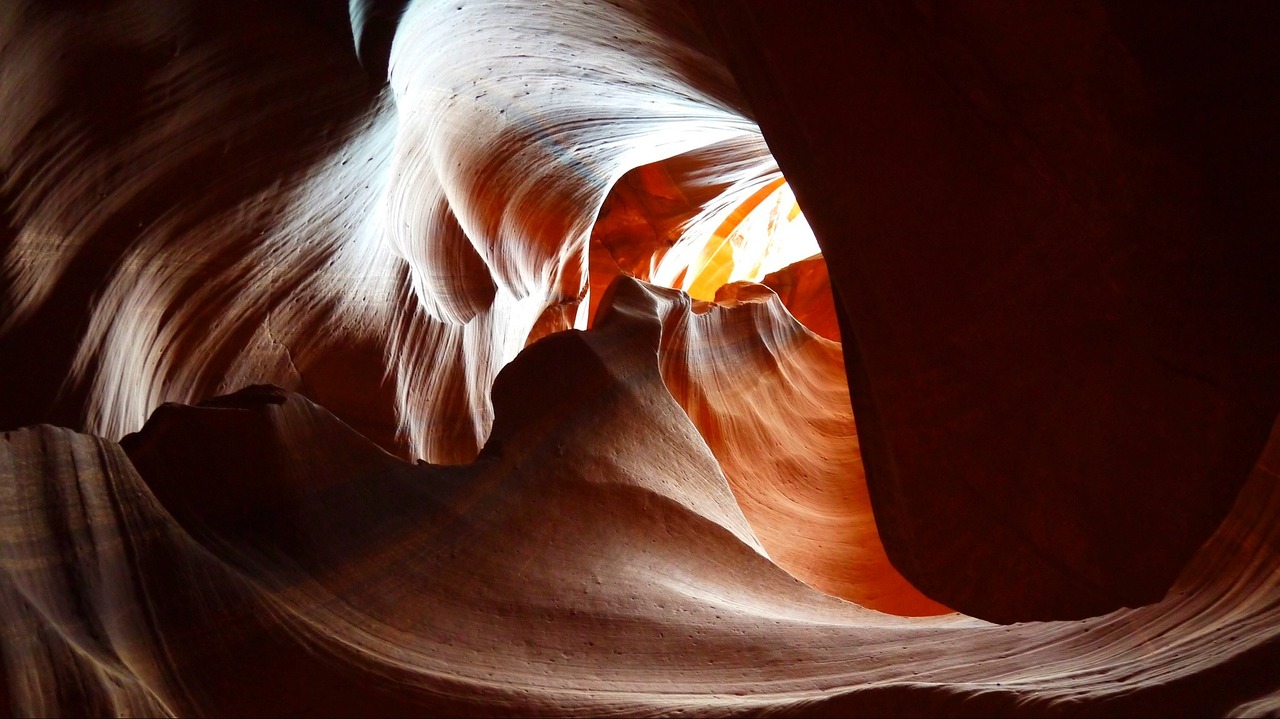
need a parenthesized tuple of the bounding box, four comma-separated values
(3, 0, 1280, 716)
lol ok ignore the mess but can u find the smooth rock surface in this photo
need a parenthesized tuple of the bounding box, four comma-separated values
(2, 0, 1279, 715)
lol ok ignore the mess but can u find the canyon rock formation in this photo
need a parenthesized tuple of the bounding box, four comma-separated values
(2, 0, 1278, 716)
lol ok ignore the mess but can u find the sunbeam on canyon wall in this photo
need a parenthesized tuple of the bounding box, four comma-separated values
(2, 1, 1280, 717)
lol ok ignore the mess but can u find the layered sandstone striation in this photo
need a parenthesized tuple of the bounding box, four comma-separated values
(3, 326, 1280, 716)
(2, 0, 1279, 716)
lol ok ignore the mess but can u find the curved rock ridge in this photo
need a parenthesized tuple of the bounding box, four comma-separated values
(3, 310, 1280, 716)
(373, 0, 778, 463)
(597, 277, 947, 615)
(586, 135, 784, 321)
(0, 0, 775, 465)
(4, 0, 1280, 714)
(0, 0, 399, 453)
(755, 256, 841, 343)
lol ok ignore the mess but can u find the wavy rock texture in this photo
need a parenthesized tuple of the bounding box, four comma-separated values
(598, 278, 946, 616)
(3, 0, 1280, 716)
(4, 323, 1280, 717)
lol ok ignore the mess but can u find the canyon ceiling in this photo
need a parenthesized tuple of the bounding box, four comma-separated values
(2, 0, 1279, 716)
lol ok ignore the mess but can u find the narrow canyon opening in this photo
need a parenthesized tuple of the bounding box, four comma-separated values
(4, 2, 1278, 715)
(587, 147, 838, 340)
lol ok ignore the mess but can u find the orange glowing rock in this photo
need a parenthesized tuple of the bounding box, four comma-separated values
(2, 333, 1278, 716)
(2, 0, 1279, 716)
(600, 277, 948, 615)
(759, 256, 841, 342)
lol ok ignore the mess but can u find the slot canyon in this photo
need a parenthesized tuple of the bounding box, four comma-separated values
(2, 1, 1279, 716)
